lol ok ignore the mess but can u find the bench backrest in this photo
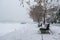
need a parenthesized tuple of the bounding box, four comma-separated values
(46, 24, 50, 30)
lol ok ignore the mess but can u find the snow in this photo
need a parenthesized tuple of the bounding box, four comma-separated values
(0, 0, 60, 40)
(0, 23, 60, 40)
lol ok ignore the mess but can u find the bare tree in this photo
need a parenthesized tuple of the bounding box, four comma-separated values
(19, 0, 60, 24)
(29, 5, 44, 24)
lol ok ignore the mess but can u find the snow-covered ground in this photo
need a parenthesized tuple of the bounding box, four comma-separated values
(0, 23, 60, 40)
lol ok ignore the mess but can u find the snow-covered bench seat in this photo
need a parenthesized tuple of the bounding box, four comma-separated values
(39, 24, 50, 34)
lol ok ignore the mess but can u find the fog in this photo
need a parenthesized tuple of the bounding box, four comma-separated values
(0, 0, 60, 23)
(0, 0, 33, 23)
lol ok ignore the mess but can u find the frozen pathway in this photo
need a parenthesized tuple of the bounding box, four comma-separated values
(0, 23, 60, 40)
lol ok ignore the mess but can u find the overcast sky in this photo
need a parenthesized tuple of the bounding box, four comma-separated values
(0, 0, 33, 23)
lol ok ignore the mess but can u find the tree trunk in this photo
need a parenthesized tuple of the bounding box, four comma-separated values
(38, 18, 40, 27)
(43, 12, 46, 24)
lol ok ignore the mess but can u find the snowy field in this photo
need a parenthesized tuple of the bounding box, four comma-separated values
(0, 23, 60, 40)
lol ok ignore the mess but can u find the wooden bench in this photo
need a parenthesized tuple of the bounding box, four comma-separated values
(39, 24, 50, 34)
